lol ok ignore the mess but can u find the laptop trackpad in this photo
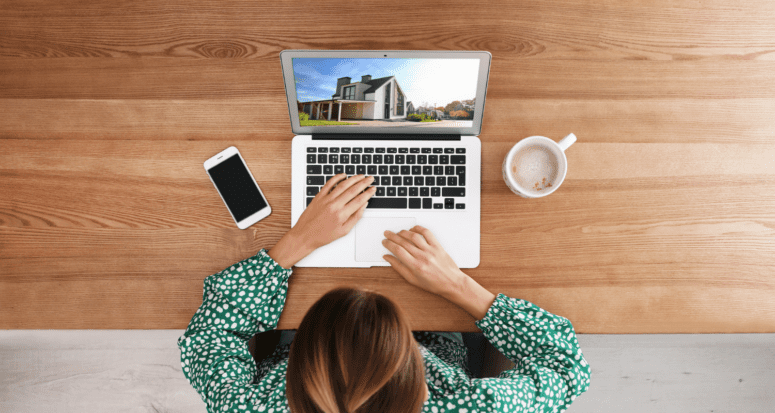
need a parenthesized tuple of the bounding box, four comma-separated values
(355, 217, 417, 262)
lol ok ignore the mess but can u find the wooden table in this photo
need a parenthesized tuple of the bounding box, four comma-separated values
(1, 0, 773, 333)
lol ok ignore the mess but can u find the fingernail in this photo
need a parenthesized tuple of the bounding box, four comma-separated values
(384, 230, 391, 235)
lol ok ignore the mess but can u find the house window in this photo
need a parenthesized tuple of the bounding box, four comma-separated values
(343, 86, 355, 100)
(395, 85, 404, 116)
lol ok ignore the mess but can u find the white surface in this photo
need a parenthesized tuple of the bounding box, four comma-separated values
(355, 217, 416, 262)
(1, 331, 773, 413)
(291, 135, 481, 268)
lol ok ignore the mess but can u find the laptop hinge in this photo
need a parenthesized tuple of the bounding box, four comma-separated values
(312, 133, 461, 141)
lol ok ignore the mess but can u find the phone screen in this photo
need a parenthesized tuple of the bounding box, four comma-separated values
(207, 154, 268, 222)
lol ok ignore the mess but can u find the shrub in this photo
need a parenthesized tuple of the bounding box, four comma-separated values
(449, 110, 470, 119)
(407, 113, 423, 122)
(299, 112, 309, 121)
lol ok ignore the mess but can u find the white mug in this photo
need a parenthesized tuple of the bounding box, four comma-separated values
(502, 133, 576, 198)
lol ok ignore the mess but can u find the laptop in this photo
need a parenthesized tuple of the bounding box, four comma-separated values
(280, 50, 491, 268)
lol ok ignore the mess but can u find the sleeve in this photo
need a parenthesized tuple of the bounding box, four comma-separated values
(474, 293, 591, 413)
(176, 248, 293, 412)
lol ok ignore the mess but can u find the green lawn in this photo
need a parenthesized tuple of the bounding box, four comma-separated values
(300, 120, 357, 126)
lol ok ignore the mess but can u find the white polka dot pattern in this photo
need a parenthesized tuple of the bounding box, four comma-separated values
(177, 250, 591, 412)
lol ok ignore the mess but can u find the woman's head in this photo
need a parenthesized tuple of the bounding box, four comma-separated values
(287, 287, 427, 413)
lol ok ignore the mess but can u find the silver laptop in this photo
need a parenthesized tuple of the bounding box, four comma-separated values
(280, 50, 491, 268)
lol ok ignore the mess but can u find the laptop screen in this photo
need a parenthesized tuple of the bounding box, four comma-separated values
(283, 52, 490, 135)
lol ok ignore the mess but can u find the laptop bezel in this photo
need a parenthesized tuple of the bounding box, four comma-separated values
(279, 50, 491, 136)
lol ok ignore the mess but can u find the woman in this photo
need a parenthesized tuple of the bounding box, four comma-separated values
(178, 174, 590, 412)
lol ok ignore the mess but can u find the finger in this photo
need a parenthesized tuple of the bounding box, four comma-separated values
(342, 200, 368, 231)
(411, 225, 441, 248)
(343, 185, 376, 216)
(329, 174, 368, 199)
(397, 229, 430, 250)
(382, 253, 414, 280)
(336, 175, 375, 204)
(382, 235, 418, 263)
(319, 173, 347, 196)
(385, 230, 423, 257)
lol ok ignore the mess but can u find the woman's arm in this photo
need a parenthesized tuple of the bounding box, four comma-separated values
(178, 173, 376, 411)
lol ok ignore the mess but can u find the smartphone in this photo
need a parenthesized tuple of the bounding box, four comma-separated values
(204, 146, 271, 229)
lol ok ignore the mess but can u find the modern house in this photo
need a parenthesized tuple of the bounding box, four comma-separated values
(299, 75, 408, 122)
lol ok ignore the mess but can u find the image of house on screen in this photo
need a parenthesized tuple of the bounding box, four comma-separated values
(299, 75, 407, 122)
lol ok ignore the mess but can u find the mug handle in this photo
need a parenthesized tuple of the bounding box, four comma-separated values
(558, 133, 577, 151)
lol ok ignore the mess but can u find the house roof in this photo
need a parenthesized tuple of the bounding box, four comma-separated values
(362, 76, 393, 94)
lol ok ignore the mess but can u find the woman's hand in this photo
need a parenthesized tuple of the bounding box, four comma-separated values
(381, 226, 467, 297)
(268, 174, 376, 269)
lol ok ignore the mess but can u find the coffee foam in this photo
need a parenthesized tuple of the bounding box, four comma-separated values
(510, 144, 559, 194)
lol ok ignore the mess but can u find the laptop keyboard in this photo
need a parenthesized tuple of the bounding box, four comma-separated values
(305, 146, 467, 210)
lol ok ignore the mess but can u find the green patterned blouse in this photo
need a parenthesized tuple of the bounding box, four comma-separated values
(178, 248, 591, 412)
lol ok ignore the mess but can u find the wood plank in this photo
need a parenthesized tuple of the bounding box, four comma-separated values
(2, 98, 775, 144)
(1, 331, 773, 412)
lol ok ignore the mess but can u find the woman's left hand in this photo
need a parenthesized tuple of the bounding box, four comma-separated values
(268, 173, 376, 268)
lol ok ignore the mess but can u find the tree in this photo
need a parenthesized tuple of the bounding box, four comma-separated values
(445, 100, 462, 113)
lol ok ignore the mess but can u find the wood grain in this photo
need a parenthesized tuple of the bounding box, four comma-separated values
(1, 0, 774, 332)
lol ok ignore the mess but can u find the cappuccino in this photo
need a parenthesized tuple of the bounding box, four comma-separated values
(510, 145, 559, 194)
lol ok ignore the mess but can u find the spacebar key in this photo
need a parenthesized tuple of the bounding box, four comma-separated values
(366, 197, 407, 209)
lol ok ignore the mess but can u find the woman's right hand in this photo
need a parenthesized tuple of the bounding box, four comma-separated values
(381, 225, 467, 297)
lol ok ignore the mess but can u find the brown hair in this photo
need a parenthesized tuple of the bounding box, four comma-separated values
(287, 287, 426, 413)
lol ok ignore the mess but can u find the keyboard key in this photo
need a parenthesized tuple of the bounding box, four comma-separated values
(423, 198, 432, 209)
(451, 155, 466, 164)
(326, 175, 335, 182)
(373, 154, 382, 164)
(396, 154, 405, 164)
(425, 176, 435, 186)
(392, 176, 401, 185)
(421, 148, 431, 153)
(334, 165, 344, 174)
(445, 166, 455, 175)
(436, 176, 446, 186)
(307, 186, 319, 196)
(407, 155, 416, 164)
(307, 165, 322, 174)
(379, 165, 388, 175)
(307, 147, 317, 153)
(351, 154, 360, 164)
(398, 187, 407, 196)
(390, 165, 399, 175)
(329, 154, 338, 163)
(381, 176, 391, 185)
(444, 148, 455, 154)
(341, 147, 351, 153)
(367, 197, 407, 209)
(423, 166, 433, 175)
(362, 154, 371, 164)
(318, 147, 328, 153)
(433, 148, 443, 153)
(399, 148, 409, 153)
(456, 166, 466, 175)
(403, 176, 412, 186)
(410, 148, 420, 153)
(409, 187, 418, 196)
(346, 165, 355, 175)
(412, 166, 422, 175)
(376, 148, 386, 153)
(307, 176, 324, 185)
(401, 166, 410, 175)
(357, 165, 366, 175)
(367, 165, 377, 175)
(387, 147, 397, 153)
(307, 154, 316, 163)
(440, 155, 449, 164)
(409, 198, 421, 209)
(434, 166, 443, 175)
(330, 147, 339, 153)
(442, 187, 465, 197)
(364, 148, 374, 153)
(433, 203, 443, 209)
(456, 203, 465, 209)
(448, 176, 457, 186)
(375, 187, 385, 196)
(459, 174, 466, 186)
(445, 197, 454, 206)
(384, 154, 394, 164)
(387, 187, 396, 196)
(340, 154, 349, 163)
(306, 197, 314, 206)
(353, 147, 363, 153)
(418, 155, 427, 164)
(421, 187, 430, 197)
(318, 154, 328, 163)
(456, 148, 466, 153)
(429, 155, 438, 164)
(414, 176, 424, 186)
(431, 187, 441, 197)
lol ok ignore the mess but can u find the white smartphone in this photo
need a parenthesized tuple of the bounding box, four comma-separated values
(204, 146, 272, 229)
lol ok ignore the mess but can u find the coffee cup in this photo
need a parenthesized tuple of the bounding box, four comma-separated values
(502, 133, 576, 198)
